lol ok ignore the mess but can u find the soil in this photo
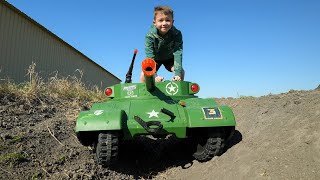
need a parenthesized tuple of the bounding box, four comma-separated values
(1, 88, 320, 179)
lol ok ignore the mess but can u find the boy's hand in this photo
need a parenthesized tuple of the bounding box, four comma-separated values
(155, 76, 164, 82)
(172, 76, 181, 81)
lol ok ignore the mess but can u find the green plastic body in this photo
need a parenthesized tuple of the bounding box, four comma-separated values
(75, 79, 236, 140)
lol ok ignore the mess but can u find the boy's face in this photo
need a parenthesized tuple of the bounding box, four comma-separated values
(153, 12, 174, 36)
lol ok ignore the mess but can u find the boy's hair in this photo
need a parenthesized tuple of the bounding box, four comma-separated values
(154, 6, 174, 20)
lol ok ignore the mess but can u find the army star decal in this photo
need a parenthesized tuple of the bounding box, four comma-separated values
(168, 84, 176, 92)
(165, 82, 179, 95)
(147, 110, 159, 118)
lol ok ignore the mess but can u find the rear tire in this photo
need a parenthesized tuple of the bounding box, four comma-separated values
(95, 132, 119, 167)
(192, 129, 225, 162)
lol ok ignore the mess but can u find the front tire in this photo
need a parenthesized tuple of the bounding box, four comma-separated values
(192, 129, 225, 162)
(95, 132, 119, 167)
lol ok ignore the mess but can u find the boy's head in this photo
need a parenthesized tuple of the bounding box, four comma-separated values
(153, 6, 174, 36)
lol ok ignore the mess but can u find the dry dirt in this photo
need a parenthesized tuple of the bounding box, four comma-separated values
(0, 88, 320, 179)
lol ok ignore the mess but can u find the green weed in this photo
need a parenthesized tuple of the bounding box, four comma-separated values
(31, 172, 43, 180)
(57, 155, 66, 165)
(9, 135, 23, 144)
(0, 152, 27, 165)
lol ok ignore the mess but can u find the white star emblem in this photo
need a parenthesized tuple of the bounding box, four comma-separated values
(168, 84, 176, 92)
(165, 82, 179, 95)
(147, 110, 159, 118)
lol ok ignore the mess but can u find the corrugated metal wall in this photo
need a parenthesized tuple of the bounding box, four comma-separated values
(0, 1, 121, 89)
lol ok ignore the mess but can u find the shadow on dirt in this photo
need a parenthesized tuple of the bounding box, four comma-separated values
(110, 136, 194, 179)
(109, 130, 242, 179)
(222, 130, 242, 155)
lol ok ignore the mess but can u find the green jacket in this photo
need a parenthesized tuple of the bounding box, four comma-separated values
(145, 25, 183, 76)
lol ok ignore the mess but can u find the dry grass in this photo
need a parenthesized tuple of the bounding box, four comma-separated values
(0, 62, 107, 105)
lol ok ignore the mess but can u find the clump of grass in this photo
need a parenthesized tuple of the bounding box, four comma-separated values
(47, 69, 105, 101)
(239, 95, 256, 99)
(0, 152, 27, 165)
(0, 62, 45, 103)
(9, 135, 23, 144)
(0, 144, 6, 151)
(56, 155, 66, 165)
(31, 172, 43, 180)
(0, 79, 18, 94)
(25, 62, 45, 99)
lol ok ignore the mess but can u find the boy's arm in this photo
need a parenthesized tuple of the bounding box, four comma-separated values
(145, 34, 155, 59)
(173, 31, 183, 77)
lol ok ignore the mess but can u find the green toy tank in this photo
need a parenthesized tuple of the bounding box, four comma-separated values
(75, 50, 236, 166)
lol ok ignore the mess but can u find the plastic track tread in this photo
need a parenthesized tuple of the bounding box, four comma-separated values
(193, 132, 225, 162)
(96, 132, 118, 167)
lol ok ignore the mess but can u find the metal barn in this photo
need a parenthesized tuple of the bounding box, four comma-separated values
(0, 0, 121, 88)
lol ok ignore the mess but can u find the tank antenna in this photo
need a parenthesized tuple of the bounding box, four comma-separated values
(125, 49, 138, 83)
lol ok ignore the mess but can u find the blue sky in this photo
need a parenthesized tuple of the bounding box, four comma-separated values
(6, 0, 320, 98)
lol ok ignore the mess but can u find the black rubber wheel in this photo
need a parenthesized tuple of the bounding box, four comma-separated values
(192, 130, 225, 162)
(95, 132, 119, 167)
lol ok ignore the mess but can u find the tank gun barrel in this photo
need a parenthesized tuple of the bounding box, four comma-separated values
(141, 58, 156, 91)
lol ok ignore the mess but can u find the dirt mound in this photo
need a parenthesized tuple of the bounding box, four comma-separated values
(1, 89, 320, 179)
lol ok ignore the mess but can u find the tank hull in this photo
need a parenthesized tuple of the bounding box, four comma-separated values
(76, 81, 236, 140)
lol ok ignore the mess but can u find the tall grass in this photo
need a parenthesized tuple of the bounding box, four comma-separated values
(0, 62, 107, 104)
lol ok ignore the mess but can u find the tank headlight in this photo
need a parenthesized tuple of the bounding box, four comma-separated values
(105, 88, 113, 96)
(190, 83, 200, 94)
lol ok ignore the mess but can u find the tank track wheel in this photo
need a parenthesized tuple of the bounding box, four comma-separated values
(193, 130, 225, 162)
(95, 132, 119, 167)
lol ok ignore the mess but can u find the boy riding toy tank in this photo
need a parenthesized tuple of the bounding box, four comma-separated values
(75, 50, 236, 166)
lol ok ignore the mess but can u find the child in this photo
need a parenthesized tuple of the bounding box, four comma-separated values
(140, 5, 185, 82)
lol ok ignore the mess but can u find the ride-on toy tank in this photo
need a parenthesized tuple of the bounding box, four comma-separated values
(75, 49, 236, 166)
